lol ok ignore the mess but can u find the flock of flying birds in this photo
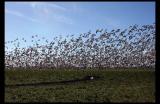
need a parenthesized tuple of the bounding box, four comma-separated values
(5, 24, 155, 69)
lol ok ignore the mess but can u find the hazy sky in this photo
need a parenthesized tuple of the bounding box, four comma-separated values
(5, 2, 155, 49)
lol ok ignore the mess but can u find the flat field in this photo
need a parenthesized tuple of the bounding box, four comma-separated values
(5, 68, 155, 103)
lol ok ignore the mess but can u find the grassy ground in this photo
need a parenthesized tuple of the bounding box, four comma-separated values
(5, 68, 155, 103)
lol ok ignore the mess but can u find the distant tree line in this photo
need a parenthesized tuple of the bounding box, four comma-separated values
(5, 24, 155, 69)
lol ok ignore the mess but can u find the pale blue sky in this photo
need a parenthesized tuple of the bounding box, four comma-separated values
(5, 2, 155, 50)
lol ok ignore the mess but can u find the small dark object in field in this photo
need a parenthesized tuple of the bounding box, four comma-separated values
(83, 76, 101, 80)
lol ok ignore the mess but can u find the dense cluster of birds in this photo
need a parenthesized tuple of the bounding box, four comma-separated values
(5, 24, 155, 69)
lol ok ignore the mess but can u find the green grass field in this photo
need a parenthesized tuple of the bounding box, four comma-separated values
(5, 68, 155, 103)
